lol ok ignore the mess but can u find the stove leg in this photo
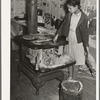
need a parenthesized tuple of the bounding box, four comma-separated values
(57, 77, 64, 82)
(17, 63, 21, 77)
(32, 81, 45, 95)
(17, 45, 22, 78)
(36, 89, 39, 95)
(57, 72, 64, 83)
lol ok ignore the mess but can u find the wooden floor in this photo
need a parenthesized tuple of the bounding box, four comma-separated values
(11, 50, 96, 100)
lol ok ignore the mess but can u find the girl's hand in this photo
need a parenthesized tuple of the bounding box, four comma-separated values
(66, 37, 69, 41)
(86, 46, 89, 53)
(85, 46, 89, 59)
(53, 34, 59, 43)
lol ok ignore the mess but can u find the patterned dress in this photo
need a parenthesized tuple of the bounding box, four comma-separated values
(67, 12, 85, 66)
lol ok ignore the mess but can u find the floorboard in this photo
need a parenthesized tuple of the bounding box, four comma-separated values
(11, 50, 96, 100)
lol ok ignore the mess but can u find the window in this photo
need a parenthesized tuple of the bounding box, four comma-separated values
(47, 4, 49, 7)
(60, 4, 63, 8)
(43, 2, 46, 6)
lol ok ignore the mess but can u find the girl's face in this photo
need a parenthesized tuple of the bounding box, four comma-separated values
(67, 5, 79, 14)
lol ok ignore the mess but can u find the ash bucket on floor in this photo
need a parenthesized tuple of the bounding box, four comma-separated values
(59, 80, 83, 100)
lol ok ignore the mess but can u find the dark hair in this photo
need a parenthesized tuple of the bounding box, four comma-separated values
(66, 0, 81, 8)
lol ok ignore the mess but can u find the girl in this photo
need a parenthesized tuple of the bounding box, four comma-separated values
(53, 0, 89, 80)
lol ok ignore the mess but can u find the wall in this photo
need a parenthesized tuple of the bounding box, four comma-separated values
(11, 0, 96, 19)
(11, 0, 26, 18)
(81, 0, 96, 18)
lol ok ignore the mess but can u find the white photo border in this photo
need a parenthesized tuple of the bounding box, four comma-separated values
(1, 0, 99, 100)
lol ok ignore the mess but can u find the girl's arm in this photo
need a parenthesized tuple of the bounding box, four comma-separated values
(80, 18, 89, 53)
(53, 20, 65, 43)
(53, 13, 70, 43)
(53, 34, 59, 43)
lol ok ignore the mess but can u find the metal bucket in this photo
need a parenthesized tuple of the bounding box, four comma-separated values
(59, 80, 83, 100)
